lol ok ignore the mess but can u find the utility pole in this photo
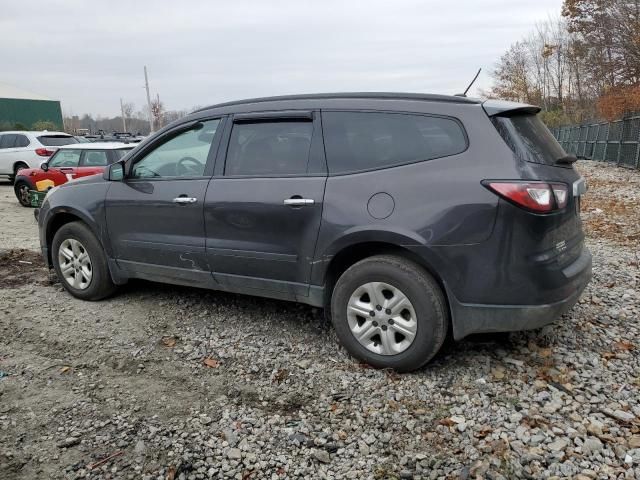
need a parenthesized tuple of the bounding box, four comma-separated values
(120, 98, 127, 132)
(144, 66, 154, 133)
(156, 93, 161, 129)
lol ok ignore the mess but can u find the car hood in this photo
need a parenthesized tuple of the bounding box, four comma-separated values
(59, 173, 106, 188)
(16, 168, 42, 178)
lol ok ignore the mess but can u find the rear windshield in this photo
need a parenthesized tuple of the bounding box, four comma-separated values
(492, 114, 566, 166)
(37, 135, 78, 147)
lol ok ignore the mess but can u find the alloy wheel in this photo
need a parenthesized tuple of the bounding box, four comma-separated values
(58, 238, 93, 290)
(16, 184, 31, 206)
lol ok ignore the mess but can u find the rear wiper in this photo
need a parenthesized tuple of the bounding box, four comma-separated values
(556, 154, 578, 165)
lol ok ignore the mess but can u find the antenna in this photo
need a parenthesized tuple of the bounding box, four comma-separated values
(456, 68, 482, 97)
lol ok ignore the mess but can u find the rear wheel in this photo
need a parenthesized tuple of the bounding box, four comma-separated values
(330, 255, 448, 371)
(52, 222, 116, 300)
(14, 180, 32, 207)
(10, 162, 29, 184)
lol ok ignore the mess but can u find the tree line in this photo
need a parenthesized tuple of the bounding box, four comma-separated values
(487, 0, 640, 126)
(64, 101, 197, 136)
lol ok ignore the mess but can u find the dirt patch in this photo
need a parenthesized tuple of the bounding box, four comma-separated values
(0, 249, 50, 288)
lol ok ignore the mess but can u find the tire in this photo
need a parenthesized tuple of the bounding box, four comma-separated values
(14, 180, 33, 207)
(51, 221, 117, 300)
(330, 255, 448, 372)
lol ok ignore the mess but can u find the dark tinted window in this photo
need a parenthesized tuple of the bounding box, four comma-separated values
(14, 135, 29, 147)
(322, 112, 467, 173)
(37, 135, 78, 147)
(225, 121, 313, 176)
(492, 114, 565, 165)
(0, 134, 17, 148)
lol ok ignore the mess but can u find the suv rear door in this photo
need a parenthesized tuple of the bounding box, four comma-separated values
(105, 119, 224, 284)
(204, 111, 327, 300)
(0, 134, 17, 174)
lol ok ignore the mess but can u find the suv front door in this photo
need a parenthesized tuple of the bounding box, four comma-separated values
(204, 111, 327, 300)
(105, 118, 224, 284)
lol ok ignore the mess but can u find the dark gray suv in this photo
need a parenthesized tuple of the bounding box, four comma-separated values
(36, 93, 591, 371)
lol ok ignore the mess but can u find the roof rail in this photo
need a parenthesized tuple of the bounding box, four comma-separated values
(193, 92, 480, 113)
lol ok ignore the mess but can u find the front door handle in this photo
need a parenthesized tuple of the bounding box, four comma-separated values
(284, 197, 314, 206)
(173, 196, 197, 204)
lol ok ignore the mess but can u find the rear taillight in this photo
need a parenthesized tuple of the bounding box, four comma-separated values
(35, 148, 56, 157)
(483, 181, 568, 213)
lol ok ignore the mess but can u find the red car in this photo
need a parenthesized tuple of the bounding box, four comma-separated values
(14, 143, 134, 206)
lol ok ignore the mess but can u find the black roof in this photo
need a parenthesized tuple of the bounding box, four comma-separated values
(194, 92, 480, 113)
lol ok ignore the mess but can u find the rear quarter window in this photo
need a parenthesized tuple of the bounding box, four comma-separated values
(14, 135, 29, 147)
(38, 135, 78, 147)
(322, 111, 467, 174)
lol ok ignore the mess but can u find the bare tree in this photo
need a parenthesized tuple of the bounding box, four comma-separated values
(150, 97, 165, 130)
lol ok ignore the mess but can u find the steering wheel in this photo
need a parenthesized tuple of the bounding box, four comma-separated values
(177, 156, 204, 176)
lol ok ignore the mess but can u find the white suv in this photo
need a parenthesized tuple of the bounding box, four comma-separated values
(0, 131, 78, 182)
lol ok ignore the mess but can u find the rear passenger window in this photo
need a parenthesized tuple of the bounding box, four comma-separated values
(225, 121, 313, 176)
(0, 134, 17, 148)
(322, 112, 467, 174)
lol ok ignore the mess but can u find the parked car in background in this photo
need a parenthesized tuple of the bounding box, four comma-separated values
(14, 142, 134, 206)
(36, 92, 591, 371)
(0, 131, 78, 183)
(74, 136, 91, 143)
(84, 132, 145, 144)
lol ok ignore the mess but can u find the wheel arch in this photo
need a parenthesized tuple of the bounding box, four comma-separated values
(13, 161, 30, 175)
(45, 208, 103, 266)
(320, 239, 452, 329)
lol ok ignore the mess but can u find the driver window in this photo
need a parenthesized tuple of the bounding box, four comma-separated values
(49, 150, 82, 168)
(131, 119, 220, 178)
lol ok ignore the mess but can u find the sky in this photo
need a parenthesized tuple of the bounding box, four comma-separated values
(0, 0, 563, 118)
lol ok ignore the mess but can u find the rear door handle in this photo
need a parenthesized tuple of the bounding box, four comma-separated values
(173, 196, 197, 204)
(284, 197, 314, 206)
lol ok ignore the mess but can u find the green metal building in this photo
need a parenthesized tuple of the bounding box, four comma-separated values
(0, 82, 63, 130)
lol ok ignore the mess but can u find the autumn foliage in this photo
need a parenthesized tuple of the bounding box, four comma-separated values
(489, 0, 640, 125)
(597, 85, 640, 120)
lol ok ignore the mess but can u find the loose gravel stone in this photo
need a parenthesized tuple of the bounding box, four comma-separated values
(0, 161, 639, 479)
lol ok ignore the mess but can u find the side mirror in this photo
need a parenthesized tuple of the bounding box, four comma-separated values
(104, 161, 125, 181)
(41, 162, 49, 172)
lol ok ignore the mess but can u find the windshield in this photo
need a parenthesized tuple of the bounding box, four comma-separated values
(492, 114, 566, 166)
(38, 135, 79, 147)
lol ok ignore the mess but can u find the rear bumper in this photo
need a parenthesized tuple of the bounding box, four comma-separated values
(450, 247, 592, 339)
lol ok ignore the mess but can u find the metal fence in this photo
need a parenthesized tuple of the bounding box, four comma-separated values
(551, 114, 640, 169)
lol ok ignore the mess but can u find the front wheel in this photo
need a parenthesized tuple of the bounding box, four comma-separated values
(51, 221, 117, 300)
(14, 181, 32, 207)
(330, 255, 448, 372)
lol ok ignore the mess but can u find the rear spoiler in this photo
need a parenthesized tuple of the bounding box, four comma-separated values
(482, 99, 541, 117)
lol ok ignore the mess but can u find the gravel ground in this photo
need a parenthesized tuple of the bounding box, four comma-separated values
(1, 162, 639, 480)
